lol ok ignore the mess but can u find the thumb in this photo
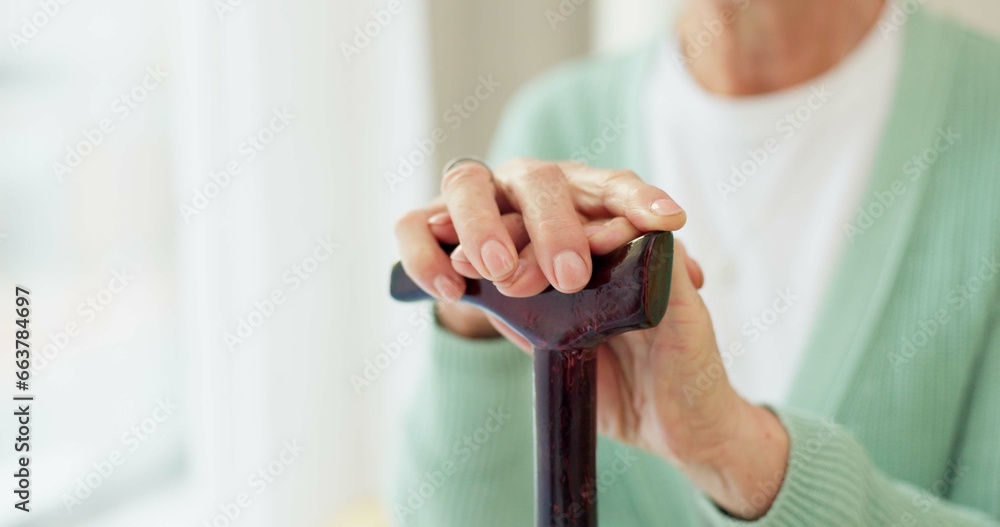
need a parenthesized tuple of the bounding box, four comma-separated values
(653, 238, 719, 366)
(666, 240, 704, 316)
(685, 251, 704, 290)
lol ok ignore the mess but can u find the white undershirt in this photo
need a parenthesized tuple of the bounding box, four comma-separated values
(644, 4, 903, 406)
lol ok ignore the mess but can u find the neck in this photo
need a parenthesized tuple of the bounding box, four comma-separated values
(677, 0, 885, 96)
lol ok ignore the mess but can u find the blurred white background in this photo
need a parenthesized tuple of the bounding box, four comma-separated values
(0, 1, 996, 526)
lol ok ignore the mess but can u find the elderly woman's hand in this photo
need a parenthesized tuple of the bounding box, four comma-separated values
(393, 157, 686, 338)
(393, 158, 789, 519)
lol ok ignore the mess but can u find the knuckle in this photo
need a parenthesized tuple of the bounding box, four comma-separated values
(405, 245, 442, 279)
(602, 169, 642, 201)
(517, 164, 571, 212)
(558, 160, 587, 173)
(506, 156, 536, 168)
(412, 244, 438, 267)
(451, 208, 497, 235)
(440, 163, 492, 193)
(607, 169, 639, 185)
(534, 214, 581, 238)
(393, 210, 425, 237)
(392, 214, 411, 238)
(524, 160, 563, 181)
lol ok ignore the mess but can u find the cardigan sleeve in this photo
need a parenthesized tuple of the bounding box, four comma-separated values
(386, 323, 534, 526)
(696, 315, 1000, 526)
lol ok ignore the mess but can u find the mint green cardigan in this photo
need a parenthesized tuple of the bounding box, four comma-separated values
(388, 11, 1000, 526)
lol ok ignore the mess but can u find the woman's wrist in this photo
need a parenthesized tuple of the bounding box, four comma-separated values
(678, 399, 790, 520)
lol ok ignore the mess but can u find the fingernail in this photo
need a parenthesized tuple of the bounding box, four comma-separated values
(481, 239, 515, 279)
(451, 245, 469, 263)
(428, 212, 451, 225)
(434, 275, 463, 303)
(651, 199, 684, 216)
(553, 251, 589, 291)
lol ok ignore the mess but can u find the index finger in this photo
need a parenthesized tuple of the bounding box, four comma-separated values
(502, 161, 592, 293)
(440, 162, 520, 282)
